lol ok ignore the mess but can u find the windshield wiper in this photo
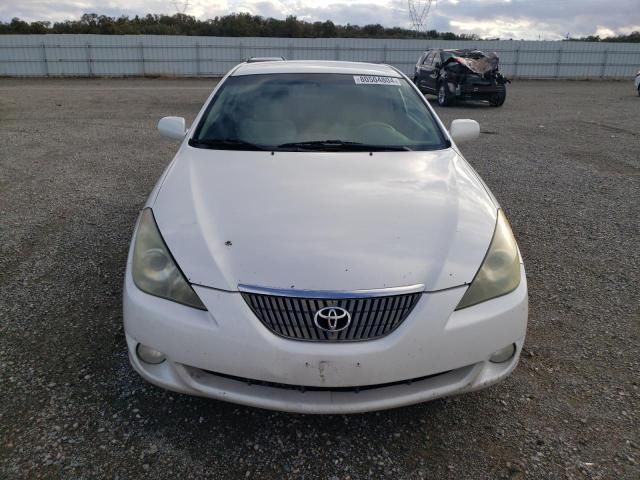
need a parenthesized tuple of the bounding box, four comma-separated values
(277, 140, 412, 152)
(189, 138, 270, 151)
(190, 138, 412, 152)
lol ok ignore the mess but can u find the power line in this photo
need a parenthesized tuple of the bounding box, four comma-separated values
(407, 0, 435, 37)
(173, 0, 190, 15)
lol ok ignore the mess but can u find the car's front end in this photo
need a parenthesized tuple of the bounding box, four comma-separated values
(123, 61, 527, 413)
(452, 72, 507, 100)
(123, 153, 528, 414)
(124, 262, 527, 414)
(442, 50, 509, 106)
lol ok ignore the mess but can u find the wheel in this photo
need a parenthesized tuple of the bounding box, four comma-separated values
(437, 83, 454, 107)
(489, 87, 507, 107)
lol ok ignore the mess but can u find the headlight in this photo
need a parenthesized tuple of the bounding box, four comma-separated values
(455, 209, 521, 310)
(131, 208, 206, 310)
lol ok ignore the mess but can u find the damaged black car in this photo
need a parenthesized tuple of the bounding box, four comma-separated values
(413, 48, 509, 107)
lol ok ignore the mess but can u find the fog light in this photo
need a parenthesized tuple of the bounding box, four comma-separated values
(489, 344, 516, 363)
(136, 344, 166, 364)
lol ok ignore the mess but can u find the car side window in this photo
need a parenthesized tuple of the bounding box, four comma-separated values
(433, 53, 441, 67)
(423, 52, 434, 65)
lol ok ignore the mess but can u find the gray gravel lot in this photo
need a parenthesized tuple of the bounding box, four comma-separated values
(0, 78, 638, 479)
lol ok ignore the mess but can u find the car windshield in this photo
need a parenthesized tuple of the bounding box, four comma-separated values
(441, 52, 454, 62)
(191, 73, 448, 152)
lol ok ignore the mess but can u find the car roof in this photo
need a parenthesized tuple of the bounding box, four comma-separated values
(232, 60, 402, 77)
(246, 56, 285, 63)
(426, 48, 477, 53)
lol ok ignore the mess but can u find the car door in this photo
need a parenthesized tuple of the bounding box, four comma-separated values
(416, 51, 435, 91)
(425, 52, 441, 92)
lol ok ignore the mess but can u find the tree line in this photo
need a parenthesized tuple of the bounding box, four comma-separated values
(568, 32, 640, 43)
(1, 13, 637, 42)
(0, 13, 479, 39)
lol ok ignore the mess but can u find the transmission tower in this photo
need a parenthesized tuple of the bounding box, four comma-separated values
(173, 0, 190, 14)
(408, 0, 435, 37)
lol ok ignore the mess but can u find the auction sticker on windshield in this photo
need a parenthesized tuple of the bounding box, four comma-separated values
(353, 75, 401, 86)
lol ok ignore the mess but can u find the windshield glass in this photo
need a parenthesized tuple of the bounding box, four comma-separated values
(191, 73, 448, 151)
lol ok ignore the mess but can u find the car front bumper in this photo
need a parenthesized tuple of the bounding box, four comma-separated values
(123, 268, 528, 414)
(452, 83, 505, 99)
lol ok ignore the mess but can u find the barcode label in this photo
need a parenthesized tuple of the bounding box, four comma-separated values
(353, 75, 401, 86)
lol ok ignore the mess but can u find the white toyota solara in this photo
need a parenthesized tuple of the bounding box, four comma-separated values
(123, 60, 528, 414)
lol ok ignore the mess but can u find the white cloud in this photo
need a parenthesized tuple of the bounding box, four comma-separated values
(449, 17, 564, 40)
(1, 0, 639, 40)
(594, 26, 616, 38)
(616, 24, 640, 35)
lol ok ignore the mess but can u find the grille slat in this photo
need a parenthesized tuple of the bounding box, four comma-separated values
(287, 297, 308, 339)
(376, 296, 395, 338)
(382, 296, 397, 337)
(278, 296, 298, 338)
(241, 290, 421, 342)
(364, 297, 382, 339)
(255, 296, 272, 329)
(390, 295, 408, 331)
(344, 298, 359, 341)
(357, 297, 375, 340)
(264, 296, 281, 335)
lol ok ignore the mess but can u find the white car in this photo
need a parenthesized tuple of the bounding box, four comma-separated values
(635, 70, 640, 96)
(123, 60, 528, 414)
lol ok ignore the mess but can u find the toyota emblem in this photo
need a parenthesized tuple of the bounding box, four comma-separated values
(314, 306, 351, 332)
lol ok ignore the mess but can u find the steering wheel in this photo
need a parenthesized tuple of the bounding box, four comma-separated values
(354, 121, 396, 134)
(353, 122, 409, 143)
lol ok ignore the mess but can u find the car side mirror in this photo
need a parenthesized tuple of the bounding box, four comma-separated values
(158, 116, 187, 140)
(434, 62, 441, 68)
(450, 119, 480, 144)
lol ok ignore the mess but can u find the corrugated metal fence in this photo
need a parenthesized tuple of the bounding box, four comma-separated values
(1, 34, 639, 79)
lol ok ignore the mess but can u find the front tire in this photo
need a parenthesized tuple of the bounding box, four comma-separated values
(489, 87, 507, 107)
(437, 83, 454, 107)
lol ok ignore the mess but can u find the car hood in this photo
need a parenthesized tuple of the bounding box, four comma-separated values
(152, 146, 497, 292)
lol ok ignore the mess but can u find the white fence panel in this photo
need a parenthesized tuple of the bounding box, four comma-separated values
(0, 34, 639, 79)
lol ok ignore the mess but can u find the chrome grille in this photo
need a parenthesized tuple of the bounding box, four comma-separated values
(240, 286, 422, 342)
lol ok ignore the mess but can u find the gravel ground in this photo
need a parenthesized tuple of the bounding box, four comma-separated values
(0, 78, 638, 479)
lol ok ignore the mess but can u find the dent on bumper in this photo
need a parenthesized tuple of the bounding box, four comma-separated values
(127, 334, 524, 414)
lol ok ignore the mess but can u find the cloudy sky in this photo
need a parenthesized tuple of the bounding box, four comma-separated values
(1, 0, 639, 40)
